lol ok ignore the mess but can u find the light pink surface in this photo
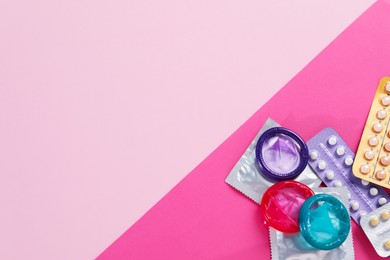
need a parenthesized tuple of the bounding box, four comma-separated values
(0, 0, 374, 259)
(98, 1, 390, 259)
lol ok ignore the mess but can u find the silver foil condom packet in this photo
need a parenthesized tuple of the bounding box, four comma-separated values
(269, 187, 354, 260)
(225, 118, 321, 203)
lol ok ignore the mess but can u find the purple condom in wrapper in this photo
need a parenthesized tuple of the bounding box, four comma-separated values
(256, 127, 309, 181)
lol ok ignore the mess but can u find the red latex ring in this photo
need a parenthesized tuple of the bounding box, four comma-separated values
(261, 180, 314, 233)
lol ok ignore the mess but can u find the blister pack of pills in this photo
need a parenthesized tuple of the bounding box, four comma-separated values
(225, 118, 321, 203)
(269, 187, 354, 260)
(306, 127, 390, 225)
(360, 202, 390, 257)
(353, 77, 390, 189)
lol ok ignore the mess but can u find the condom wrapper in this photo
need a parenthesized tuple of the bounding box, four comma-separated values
(261, 181, 314, 233)
(269, 187, 354, 260)
(299, 194, 350, 250)
(256, 127, 309, 181)
(225, 118, 321, 203)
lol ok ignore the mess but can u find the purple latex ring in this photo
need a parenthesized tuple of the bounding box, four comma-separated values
(255, 127, 309, 181)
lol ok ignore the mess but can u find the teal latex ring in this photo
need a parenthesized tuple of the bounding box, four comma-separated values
(298, 194, 350, 250)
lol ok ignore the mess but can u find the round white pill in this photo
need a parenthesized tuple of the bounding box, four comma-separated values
(364, 150, 375, 160)
(328, 136, 337, 146)
(326, 170, 334, 180)
(368, 137, 379, 147)
(336, 146, 345, 156)
(347, 192, 352, 200)
(351, 201, 360, 211)
(345, 156, 354, 166)
(373, 123, 383, 133)
(377, 109, 387, 119)
(384, 142, 390, 152)
(310, 151, 319, 161)
(382, 96, 390, 106)
(318, 160, 326, 170)
(376, 170, 386, 180)
(370, 187, 379, 196)
(380, 156, 390, 166)
(334, 180, 342, 187)
(360, 164, 370, 174)
(378, 197, 388, 206)
(361, 180, 370, 186)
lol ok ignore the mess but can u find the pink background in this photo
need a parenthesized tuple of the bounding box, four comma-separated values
(0, 1, 375, 259)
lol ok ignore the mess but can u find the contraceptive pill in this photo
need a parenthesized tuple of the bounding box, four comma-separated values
(334, 180, 342, 187)
(351, 201, 360, 211)
(353, 77, 390, 189)
(369, 187, 378, 196)
(326, 170, 335, 180)
(370, 216, 380, 227)
(376, 170, 386, 180)
(310, 151, 319, 160)
(361, 203, 390, 257)
(307, 128, 390, 225)
(385, 241, 390, 250)
(318, 160, 326, 170)
(364, 150, 375, 160)
(381, 210, 390, 220)
(344, 157, 353, 166)
(336, 146, 345, 156)
(360, 165, 370, 174)
(382, 96, 390, 106)
(328, 136, 337, 146)
(377, 110, 387, 119)
(379, 197, 388, 206)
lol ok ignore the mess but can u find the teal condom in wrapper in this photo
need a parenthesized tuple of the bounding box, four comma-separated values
(299, 193, 350, 250)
